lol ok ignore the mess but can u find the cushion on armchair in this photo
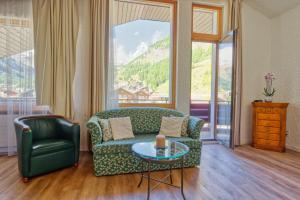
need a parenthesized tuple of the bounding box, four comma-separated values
(32, 139, 74, 157)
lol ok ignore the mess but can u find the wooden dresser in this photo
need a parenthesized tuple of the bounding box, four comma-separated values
(252, 102, 288, 152)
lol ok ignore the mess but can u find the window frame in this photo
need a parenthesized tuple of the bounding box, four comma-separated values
(192, 4, 223, 43)
(117, 0, 177, 109)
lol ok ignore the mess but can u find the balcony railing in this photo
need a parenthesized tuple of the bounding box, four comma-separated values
(0, 97, 49, 115)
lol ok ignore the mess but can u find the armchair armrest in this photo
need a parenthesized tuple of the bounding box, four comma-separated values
(187, 116, 205, 139)
(86, 116, 103, 147)
(56, 118, 80, 163)
(14, 118, 33, 177)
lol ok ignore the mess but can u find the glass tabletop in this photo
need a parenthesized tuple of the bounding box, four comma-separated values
(132, 141, 189, 161)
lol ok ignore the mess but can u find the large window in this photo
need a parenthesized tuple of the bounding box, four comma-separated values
(0, 17, 36, 113)
(110, 0, 177, 108)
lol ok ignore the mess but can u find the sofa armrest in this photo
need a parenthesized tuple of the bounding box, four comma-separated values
(14, 118, 33, 177)
(56, 118, 80, 163)
(187, 116, 205, 140)
(86, 116, 103, 147)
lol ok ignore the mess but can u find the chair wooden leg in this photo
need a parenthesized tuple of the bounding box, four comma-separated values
(23, 177, 29, 183)
(74, 163, 78, 167)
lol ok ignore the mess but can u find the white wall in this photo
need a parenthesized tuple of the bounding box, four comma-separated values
(176, 0, 193, 114)
(240, 3, 272, 144)
(270, 5, 300, 151)
(240, 3, 300, 151)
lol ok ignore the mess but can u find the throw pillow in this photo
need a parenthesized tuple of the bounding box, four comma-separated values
(98, 119, 113, 142)
(159, 116, 185, 137)
(181, 116, 189, 137)
(109, 117, 135, 140)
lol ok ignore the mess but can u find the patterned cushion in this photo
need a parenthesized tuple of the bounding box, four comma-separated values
(98, 119, 113, 142)
(109, 117, 134, 140)
(93, 134, 201, 155)
(159, 117, 184, 137)
(181, 116, 189, 136)
(96, 107, 184, 135)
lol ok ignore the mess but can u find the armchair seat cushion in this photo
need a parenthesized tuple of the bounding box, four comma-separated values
(32, 139, 74, 157)
(93, 134, 201, 155)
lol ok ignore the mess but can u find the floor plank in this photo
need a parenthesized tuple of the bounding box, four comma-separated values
(0, 144, 299, 200)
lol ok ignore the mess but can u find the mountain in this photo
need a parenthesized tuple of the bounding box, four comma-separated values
(117, 37, 171, 92)
(117, 38, 213, 97)
(0, 54, 35, 96)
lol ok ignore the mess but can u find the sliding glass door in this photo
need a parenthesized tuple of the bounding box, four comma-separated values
(215, 31, 235, 148)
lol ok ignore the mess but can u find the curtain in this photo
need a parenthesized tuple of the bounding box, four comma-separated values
(227, 0, 242, 146)
(72, 0, 109, 150)
(0, 0, 47, 156)
(88, 0, 108, 114)
(32, 0, 79, 119)
(106, 0, 118, 109)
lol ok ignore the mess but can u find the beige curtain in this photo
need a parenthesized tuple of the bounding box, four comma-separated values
(88, 0, 108, 115)
(72, 0, 108, 150)
(227, 0, 242, 146)
(32, 0, 79, 118)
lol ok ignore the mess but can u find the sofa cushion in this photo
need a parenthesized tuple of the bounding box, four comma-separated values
(159, 116, 185, 137)
(109, 117, 134, 140)
(98, 119, 113, 142)
(32, 139, 74, 157)
(93, 134, 201, 155)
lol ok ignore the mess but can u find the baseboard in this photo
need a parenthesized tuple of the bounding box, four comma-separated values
(286, 145, 300, 152)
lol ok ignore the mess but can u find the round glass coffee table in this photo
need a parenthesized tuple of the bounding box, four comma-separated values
(132, 141, 189, 200)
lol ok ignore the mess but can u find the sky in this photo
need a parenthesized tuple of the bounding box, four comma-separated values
(113, 20, 170, 65)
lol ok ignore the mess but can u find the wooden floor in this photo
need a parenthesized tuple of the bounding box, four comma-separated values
(0, 144, 300, 200)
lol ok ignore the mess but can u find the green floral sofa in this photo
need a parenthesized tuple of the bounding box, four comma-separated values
(86, 107, 205, 176)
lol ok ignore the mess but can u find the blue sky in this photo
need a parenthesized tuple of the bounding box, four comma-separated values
(113, 20, 170, 65)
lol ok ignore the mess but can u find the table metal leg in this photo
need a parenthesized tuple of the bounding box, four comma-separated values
(169, 165, 173, 184)
(138, 161, 144, 188)
(147, 161, 151, 200)
(181, 157, 186, 200)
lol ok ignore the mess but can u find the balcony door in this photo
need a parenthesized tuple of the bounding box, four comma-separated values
(215, 31, 236, 148)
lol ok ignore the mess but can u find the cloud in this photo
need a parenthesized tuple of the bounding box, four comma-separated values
(115, 44, 130, 65)
(133, 31, 139, 36)
(151, 30, 163, 44)
(129, 42, 148, 60)
(114, 42, 149, 65)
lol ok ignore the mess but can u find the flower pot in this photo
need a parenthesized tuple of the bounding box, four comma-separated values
(264, 96, 272, 102)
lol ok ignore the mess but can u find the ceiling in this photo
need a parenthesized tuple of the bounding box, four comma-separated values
(243, 0, 300, 18)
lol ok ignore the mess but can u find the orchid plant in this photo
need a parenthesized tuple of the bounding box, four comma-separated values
(263, 73, 276, 99)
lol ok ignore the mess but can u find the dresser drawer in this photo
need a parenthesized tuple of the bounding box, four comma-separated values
(256, 132, 280, 141)
(255, 139, 280, 147)
(257, 120, 280, 128)
(256, 126, 280, 134)
(256, 107, 281, 114)
(257, 113, 280, 121)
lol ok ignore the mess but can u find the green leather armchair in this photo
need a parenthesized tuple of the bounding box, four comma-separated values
(14, 115, 80, 182)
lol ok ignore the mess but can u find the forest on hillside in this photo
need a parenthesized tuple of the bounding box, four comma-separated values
(116, 37, 216, 100)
